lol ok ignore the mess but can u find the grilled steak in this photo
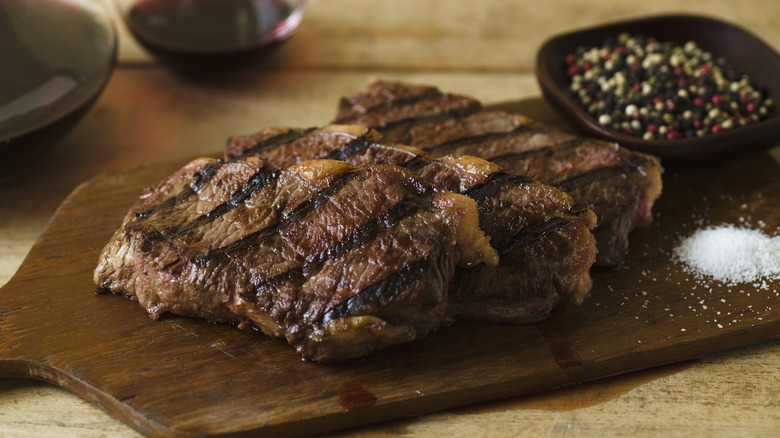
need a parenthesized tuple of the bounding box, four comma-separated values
(226, 126, 598, 323)
(333, 80, 664, 266)
(94, 157, 497, 362)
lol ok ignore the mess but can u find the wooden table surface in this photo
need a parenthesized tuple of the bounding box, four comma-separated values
(2, 0, 780, 436)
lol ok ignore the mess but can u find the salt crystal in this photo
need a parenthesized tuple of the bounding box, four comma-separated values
(674, 225, 780, 284)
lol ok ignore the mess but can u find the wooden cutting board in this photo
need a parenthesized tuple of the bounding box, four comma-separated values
(2, 114, 780, 437)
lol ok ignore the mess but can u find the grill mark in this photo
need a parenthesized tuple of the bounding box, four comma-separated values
(464, 171, 589, 255)
(429, 124, 534, 150)
(196, 168, 363, 263)
(328, 138, 433, 173)
(569, 204, 594, 217)
(400, 155, 432, 172)
(136, 162, 222, 219)
(281, 169, 363, 226)
(164, 165, 282, 240)
(553, 164, 637, 193)
(325, 137, 374, 161)
(219, 173, 434, 305)
(334, 88, 443, 124)
(374, 102, 483, 131)
(464, 172, 534, 202)
(478, 137, 582, 163)
(240, 192, 432, 305)
(234, 127, 317, 160)
(140, 229, 166, 253)
(241, 266, 305, 302)
(139, 165, 280, 243)
(317, 256, 433, 326)
(197, 228, 278, 264)
(302, 194, 432, 276)
(205, 166, 281, 219)
(493, 215, 575, 255)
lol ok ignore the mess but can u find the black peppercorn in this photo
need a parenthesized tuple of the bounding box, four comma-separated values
(565, 33, 774, 140)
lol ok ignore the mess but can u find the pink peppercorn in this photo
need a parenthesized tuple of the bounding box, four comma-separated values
(565, 33, 774, 141)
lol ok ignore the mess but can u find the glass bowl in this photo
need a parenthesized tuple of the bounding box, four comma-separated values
(1, 0, 117, 179)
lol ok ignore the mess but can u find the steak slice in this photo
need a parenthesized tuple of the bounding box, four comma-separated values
(94, 157, 496, 362)
(333, 80, 664, 266)
(226, 126, 598, 323)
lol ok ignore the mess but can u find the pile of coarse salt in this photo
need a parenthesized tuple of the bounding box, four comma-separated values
(674, 224, 780, 284)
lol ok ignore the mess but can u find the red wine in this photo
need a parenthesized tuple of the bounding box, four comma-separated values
(0, 0, 116, 179)
(124, 0, 304, 70)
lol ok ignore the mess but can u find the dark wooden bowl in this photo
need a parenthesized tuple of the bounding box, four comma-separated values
(535, 14, 780, 166)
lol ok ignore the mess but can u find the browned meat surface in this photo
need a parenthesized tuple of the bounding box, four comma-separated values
(226, 127, 598, 323)
(334, 82, 481, 129)
(225, 125, 370, 166)
(94, 157, 496, 362)
(333, 80, 664, 266)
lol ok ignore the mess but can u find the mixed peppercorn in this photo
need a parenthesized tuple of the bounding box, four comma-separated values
(565, 33, 774, 140)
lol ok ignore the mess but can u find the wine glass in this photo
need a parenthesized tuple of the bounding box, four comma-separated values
(1, 0, 117, 180)
(111, 0, 306, 71)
